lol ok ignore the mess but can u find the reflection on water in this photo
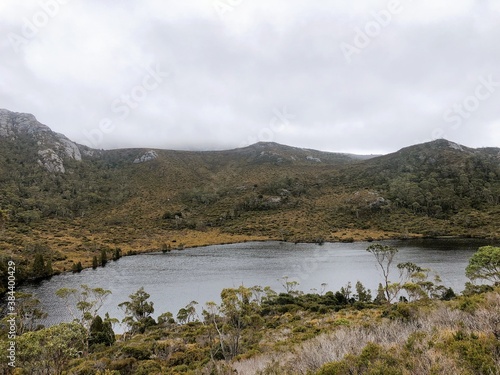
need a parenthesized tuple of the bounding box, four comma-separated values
(15, 239, 492, 330)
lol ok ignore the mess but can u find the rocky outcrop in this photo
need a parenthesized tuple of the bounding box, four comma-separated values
(0, 109, 83, 173)
(37, 149, 65, 173)
(58, 136, 82, 161)
(134, 150, 158, 164)
(0, 109, 51, 137)
(306, 155, 321, 163)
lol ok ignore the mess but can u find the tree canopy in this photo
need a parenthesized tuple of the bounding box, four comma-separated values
(119, 287, 155, 334)
(465, 246, 500, 284)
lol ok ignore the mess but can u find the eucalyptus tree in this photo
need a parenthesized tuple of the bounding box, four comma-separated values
(119, 287, 156, 334)
(466, 246, 500, 284)
(56, 284, 111, 331)
(366, 244, 399, 302)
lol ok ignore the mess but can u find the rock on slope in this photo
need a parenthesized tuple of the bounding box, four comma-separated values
(0, 109, 85, 173)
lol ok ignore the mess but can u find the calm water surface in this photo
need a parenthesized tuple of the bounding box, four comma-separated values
(16, 239, 491, 331)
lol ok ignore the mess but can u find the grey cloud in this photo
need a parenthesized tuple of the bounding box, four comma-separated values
(1, 0, 499, 154)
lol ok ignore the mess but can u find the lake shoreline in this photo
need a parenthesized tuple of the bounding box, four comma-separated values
(3, 228, 495, 301)
(13, 238, 485, 332)
(47, 229, 497, 281)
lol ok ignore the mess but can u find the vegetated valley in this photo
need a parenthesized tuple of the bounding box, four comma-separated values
(1, 108, 500, 374)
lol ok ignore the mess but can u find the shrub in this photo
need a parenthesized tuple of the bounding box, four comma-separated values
(171, 364, 189, 372)
(121, 342, 154, 360)
(462, 282, 494, 297)
(108, 358, 137, 373)
(167, 351, 188, 366)
(72, 261, 83, 273)
(134, 360, 162, 375)
(382, 303, 414, 321)
(89, 315, 115, 348)
(316, 343, 403, 375)
(445, 332, 500, 374)
(440, 287, 456, 301)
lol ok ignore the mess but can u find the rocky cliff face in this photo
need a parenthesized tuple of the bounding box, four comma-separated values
(0, 109, 84, 173)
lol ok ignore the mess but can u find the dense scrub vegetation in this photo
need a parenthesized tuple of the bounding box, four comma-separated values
(2, 137, 500, 295)
(1, 245, 499, 374)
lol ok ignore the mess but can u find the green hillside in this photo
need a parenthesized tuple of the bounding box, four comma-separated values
(1, 109, 500, 289)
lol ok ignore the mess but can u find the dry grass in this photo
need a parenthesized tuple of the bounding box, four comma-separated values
(3, 221, 270, 272)
(1, 210, 416, 275)
(232, 291, 500, 375)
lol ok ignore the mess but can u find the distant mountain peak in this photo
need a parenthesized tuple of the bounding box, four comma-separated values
(397, 138, 474, 155)
(253, 141, 280, 147)
(0, 108, 84, 173)
(0, 108, 51, 137)
(427, 138, 466, 149)
(2, 109, 498, 173)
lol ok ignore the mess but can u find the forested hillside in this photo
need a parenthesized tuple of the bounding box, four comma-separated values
(1, 109, 500, 290)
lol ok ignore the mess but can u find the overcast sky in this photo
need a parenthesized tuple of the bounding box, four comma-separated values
(1, 0, 499, 154)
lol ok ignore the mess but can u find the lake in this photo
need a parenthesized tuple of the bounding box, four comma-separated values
(16, 238, 491, 331)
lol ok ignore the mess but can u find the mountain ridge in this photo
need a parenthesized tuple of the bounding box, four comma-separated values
(0, 108, 380, 164)
(3, 108, 498, 170)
